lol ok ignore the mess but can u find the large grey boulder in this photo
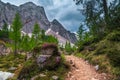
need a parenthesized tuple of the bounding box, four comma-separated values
(36, 43, 61, 70)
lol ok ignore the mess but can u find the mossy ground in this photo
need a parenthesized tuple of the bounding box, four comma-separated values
(0, 53, 69, 80)
(0, 54, 25, 72)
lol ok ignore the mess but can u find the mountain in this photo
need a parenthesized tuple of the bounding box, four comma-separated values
(0, 1, 77, 44)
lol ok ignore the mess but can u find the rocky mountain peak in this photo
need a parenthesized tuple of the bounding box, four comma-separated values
(0, 0, 4, 6)
(0, 1, 77, 44)
(20, 2, 36, 7)
(52, 19, 60, 24)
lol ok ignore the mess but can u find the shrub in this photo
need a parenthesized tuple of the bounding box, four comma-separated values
(106, 31, 120, 42)
(17, 59, 39, 79)
(32, 45, 41, 54)
(107, 49, 120, 67)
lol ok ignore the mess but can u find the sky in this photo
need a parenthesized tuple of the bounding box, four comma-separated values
(1, 0, 84, 32)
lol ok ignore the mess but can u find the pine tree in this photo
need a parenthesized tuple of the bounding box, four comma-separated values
(77, 24, 85, 42)
(2, 22, 8, 32)
(0, 23, 9, 38)
(65, 42, 72, 54)
(32, 22, 41, 44)
(33, 23, 41, 38)
(10, 13, 22, 55)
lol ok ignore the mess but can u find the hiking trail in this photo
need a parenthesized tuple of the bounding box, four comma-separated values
(65, 55, 109, 80)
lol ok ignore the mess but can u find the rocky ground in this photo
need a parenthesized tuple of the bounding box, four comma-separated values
(65, 55, 109, 80)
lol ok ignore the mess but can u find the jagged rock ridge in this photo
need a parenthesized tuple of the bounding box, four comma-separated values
(0, 1, 77, 43)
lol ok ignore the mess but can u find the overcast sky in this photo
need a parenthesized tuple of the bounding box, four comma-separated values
(2, 0, 84, 32)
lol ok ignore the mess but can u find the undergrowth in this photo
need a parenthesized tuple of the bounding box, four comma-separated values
(76, 31, 120, 80)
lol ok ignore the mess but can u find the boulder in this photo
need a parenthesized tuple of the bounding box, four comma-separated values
(36, 43, 61, 70)
(0, 42, 11, 56)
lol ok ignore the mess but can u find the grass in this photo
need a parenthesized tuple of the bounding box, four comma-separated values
(76, 31, 120, 79)
(0, 40, 69, 80)
(1, 53, 69, 80)
(75, 53, 85, 59)
(35, 64, 69, 80)
(0, 54, 25, 72)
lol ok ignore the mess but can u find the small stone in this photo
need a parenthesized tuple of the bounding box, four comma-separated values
(101, 73, 106, 76)
(95, 65, 99, 71)
(85, 60, 89, 64)
(70, 60, 73, 64)
(39, 74, 46, 77)
(8, 67, 17, 71)
(52, 75, 59, 80)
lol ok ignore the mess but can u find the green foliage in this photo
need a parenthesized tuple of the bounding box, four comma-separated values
(0, 30, 9, 39)
(106, 31, 120, 41)
(107, 49, 120, 67)
(64, 42, 77, 54)
(17, 59, 39, 79)
(32, 23, 41, 40)
(20, 35, 35, 51)
(74, 0, 120, 79)
(33, 23, 40, 34)
(0, 23, 9, 39)
(77, 24, 85, 42)
(10, 13, 22, 55)
(65, 42, 72, 54)
(94, 35, 120, 67)
(35, 64, 69, 80)
(2, 22, 8, 32)
(75, 53, 85, 59)
(0, 54, 25, 71)
(75, 0, 120, 47)
(81, 32, 120, 79)
(43, 35, 58, 44)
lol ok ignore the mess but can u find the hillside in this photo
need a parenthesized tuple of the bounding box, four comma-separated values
(75, 31, 120, 79)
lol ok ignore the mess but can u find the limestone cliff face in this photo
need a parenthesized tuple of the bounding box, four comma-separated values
(0, 1, 77, 43)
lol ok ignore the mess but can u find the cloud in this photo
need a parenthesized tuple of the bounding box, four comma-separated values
(2, 0, 84, 32)
(38, 0, 84, 32)
(38, 0, 53, 6)
(1, 0, 39, 6)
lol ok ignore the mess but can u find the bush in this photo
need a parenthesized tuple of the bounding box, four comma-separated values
(17, 59, 39, 79)
(106, 31, 120, 42)
(32, 45, 41, 55)
(0, 31, 9, 39)
(107, 49, 120, 67)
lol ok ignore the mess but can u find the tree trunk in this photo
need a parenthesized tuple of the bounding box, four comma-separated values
(14, 40, 17, 55)
(102, 0, 109, 24)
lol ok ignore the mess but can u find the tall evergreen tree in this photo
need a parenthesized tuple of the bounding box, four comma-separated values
(74, 0, 110, 40)
(0, 23, 9, 38)
(11, 13, 22, 55)
(77, 24, 85, 42)
(32, 22, 41, 44)
(2, 22, 8, 32)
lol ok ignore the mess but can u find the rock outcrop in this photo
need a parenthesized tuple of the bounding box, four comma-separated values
(0, 1, 77, 43)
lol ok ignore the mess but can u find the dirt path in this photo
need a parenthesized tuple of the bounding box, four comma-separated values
(65, 55, 109, 80)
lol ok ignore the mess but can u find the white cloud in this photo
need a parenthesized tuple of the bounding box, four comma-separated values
(1, 0, 39, 6)
(38, 0, 84, 32)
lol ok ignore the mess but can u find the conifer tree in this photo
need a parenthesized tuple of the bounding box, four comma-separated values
(11, 13, 22, 55)
(32, 22, 41, 44)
